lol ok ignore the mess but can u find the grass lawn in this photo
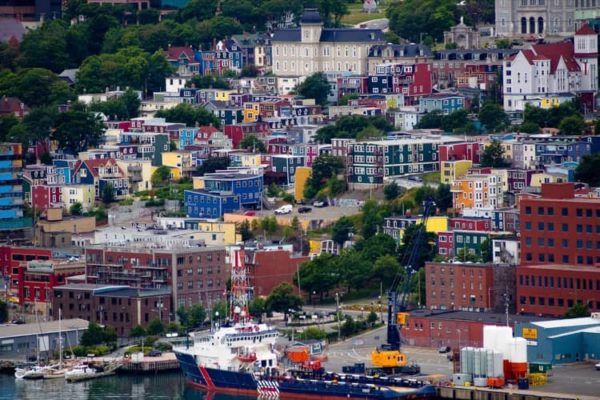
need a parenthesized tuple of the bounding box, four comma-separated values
(341, 3, 386, 26)
(423, 172, 441, 184)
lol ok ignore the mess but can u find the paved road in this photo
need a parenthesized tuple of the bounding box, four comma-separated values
(323, 326, 452, 377)
(536, 362, 600, 398)
(354, 18, 389, 31)
(255, 204, 362, 225)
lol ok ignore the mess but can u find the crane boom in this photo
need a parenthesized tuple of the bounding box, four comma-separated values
(385, 198, 436, 351)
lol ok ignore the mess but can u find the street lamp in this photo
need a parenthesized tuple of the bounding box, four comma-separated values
(215, 311, 220, 328)
(335, 293, 341, 341)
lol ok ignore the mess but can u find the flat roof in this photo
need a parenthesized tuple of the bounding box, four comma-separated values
(54, 284, 171, 298)
(0, 319, 89, 339)
(532, 317, 600, 329)
(409, 309, 551, 325)
(548, 326, 600, 339)
(520, 264, 600, 273)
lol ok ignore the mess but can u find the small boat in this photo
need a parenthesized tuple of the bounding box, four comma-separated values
(65, 364, 97, 381)
(15, 365, 49, 380)
(43, 364, 72, 379)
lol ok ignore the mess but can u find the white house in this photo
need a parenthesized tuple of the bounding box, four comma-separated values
(165, 76, 188, 93)
(503, 25, 598, 112)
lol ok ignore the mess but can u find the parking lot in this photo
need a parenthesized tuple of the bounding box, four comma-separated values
(255, 203, 363, 225)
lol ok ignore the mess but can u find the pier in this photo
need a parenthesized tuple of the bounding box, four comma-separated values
(437, 386, 599, 400)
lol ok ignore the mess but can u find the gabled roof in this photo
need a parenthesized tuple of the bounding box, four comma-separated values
(74, 158, 121, 178)
(368, 43, 434, 58)
(167, 46, 196, 62)
(0, 96, 29, 115)
(532, 42, 580, 73)
(199, 125, 219, 135)
(575, 24, 596, 35)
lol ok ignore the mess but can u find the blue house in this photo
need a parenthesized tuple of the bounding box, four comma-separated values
(177, 128, 198, 149)
(184, 172, 263, 218)
(419, 94, 465, 114)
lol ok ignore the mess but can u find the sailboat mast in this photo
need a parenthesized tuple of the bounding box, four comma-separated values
(58, 308, 62, 367)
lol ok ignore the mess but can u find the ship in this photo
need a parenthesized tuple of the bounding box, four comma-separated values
(174, 249, 436, 400)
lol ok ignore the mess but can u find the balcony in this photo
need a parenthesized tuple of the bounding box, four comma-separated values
(127, 165, 142, 172)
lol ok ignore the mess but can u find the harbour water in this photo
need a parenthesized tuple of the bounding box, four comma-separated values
(0, 372, 256, 400)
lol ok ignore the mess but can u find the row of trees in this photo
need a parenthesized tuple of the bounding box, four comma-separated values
(315, 114, 394, 144)
(416, 102, 509, 134)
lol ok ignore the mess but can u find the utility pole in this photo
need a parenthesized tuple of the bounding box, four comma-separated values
(504, 292, 509, 327)
(335, 292, 341, 341)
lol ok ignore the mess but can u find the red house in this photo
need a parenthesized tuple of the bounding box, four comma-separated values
(224, 122, 270, 148)
(439, 142, 483, 163)
(16, 259, 86, 306)
(448, 217, 491, 232)
(31, 185, 62, 213)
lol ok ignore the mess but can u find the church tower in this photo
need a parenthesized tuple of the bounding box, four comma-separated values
(300, 8, 323, 44)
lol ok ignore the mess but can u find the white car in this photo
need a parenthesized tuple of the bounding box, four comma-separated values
(274, 205, 293, 215)
(595, 362, 600, 371)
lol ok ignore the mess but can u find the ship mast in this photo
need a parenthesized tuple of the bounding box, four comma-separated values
(229, 247, 251, 323)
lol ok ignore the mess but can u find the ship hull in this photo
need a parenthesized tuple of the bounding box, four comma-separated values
(176, 351, 437, 400)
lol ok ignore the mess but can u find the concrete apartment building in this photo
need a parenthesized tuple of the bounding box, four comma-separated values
(495, 0, 577, 37)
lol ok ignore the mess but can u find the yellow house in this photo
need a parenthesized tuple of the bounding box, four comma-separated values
(238, 153, 262, 168)
(60, 184, 95, 212)
(196, 221, 241, 245)
(215, 89, 236, 102)
(243, 103, 260, 123)
(116, 159, 153, 193)
(383, 215, 448, 243)
(193, 176, 205, 190)
(440, 160, 472, 184)
(294, 167, 312, 202)
(161, 151, 194, 180)
(491, 168, 509, 193)
(530, 173, 565, 187)
(540, 97, 562, 109)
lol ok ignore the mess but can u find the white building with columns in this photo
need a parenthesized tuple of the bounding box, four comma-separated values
(271, 9, 385, 77)
(502, 24, 598, 112)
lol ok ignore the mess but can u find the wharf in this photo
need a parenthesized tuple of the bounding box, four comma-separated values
(438, 386, 599, 400)
(117, 353, 181, 374)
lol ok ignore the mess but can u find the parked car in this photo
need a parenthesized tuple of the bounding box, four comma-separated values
(274, 205, 293, 215)
(148, 350, 162, 357)
(596, 362, 600, 371)
(313, 200, 328, 208)
(243, 210, 256, 216)
(438, 346, 451, 353)
(298, 206, 312, 214)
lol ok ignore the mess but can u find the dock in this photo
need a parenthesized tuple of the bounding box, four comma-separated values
(117, 353, 181, 374)
(437, 386, 599, 400)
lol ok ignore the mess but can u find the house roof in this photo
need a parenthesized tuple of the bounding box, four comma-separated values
(532, 42, 580, 73)
(0, 96, 29, 115)
(0, 18, 25, 43)
(74, 158, 121, 178)
(368, 43, 433, 58)
(167, 46, 196, 61)
(0, 319, 89, 339)
(199, 125, 219, 134)
(58, 69, 79, 85)
(575, 24, 596, 35)
(272, 28, 384, 43)
(300, 8, 323, 24)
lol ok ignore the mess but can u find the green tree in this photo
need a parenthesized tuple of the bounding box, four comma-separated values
(155, 103, 219, 128)
(196, 156, 230, 175)
(480, 140, 508, 168)
(81, 322, 109, 346)
(147, 318, 165, 336)
(52, 110, 105, 154)
(398, 224, 437, 270)
(241, 65, 259, 77)
(575, 154, 600, 187)
(331, 216, 354, 246)
(296, 253, 339, 300)
(152, 165, 172, 187)
(0, 115, 19, 142)
(337, 93, 358, 105)
(480, 238, 492, 263)
(367, 310, 378, 325)
(266, 283, 303, 319)
(478, 102, 508, 132)
(337, 250, 371, 291)
(249, 297, 267, 322)
(360, 199, 390, 239)
(18, 20, 72, 72)
(388, 0, 458, 43)
(211, 301, 227, 322)
(434, 184, 453, 212)
(384, 181, 400, 201)
(304, 155, 344, 199)
(0, 68, 74, 108)
(69, 202, 83, 216)
(410, 267, 427, 306)
(189, 304, 207, 328)
(519, 121, 540, 134)
(296, 72, 331, 106)
(318, 0, 349, 26)
(415, 110, 444, 129)
(594, 118, 600, 135)
(298, 327, 327, 340)
(340, 315, 357, 337)
(457, 248, 479, 262)
(373, 255, 402, 290)
(0, 300, 7, 323)
(187, 74, 230, 89)
(315, 115, 393, 144)
(565, 303, 591, 318)
(354, 233, 397, 263)
(558, 114, 586, 135)
(495, 38, 511, 49)
(356, 125, 384, 141)
(101, 183, 116, 204)
(239, 135, 266, 152)
(130, 325, 147, 338)
(178, 0, 219, 22)
(240, 220, 253, 241)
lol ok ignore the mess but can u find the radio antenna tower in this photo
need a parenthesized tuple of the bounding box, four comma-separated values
(230, 247, 251, 323)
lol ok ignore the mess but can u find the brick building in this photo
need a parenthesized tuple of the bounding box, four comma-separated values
(520, 183, 600, 266)
(516, 264, 600, 317)
(31, 185, 62, 213)
(245, 249, 309, 297)
(439, 142, 483, 164)
(84, 245, 229, 314)
(400, 309, 548, 349)
(425, 262, 515, 313)
(52, 284, 171, 337)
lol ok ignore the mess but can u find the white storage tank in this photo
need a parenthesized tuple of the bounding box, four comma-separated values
(496, 326, 513, 359)
(513, 337, 528, 363)
(473, 348, 482, 376)
(473, 377, 487, 387)
(483, 325, 497, 350)
(492, 351, 504, 377)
